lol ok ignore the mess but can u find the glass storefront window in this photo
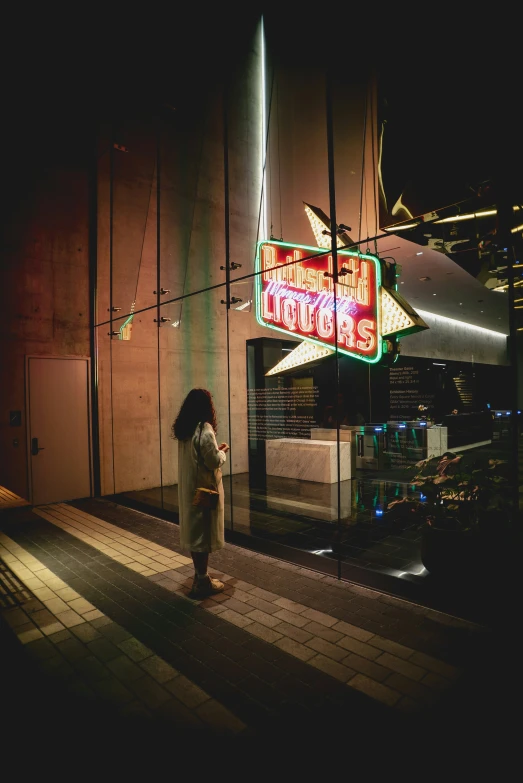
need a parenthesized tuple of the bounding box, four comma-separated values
(94, 14, 518, 608)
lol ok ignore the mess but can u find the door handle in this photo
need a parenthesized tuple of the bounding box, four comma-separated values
(31, 437, 45, 456)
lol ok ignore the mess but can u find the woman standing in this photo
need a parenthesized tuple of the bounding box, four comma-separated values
(172, 388, 229, 598)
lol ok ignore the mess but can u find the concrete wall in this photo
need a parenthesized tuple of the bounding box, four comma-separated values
(0, 166, 90, 499)
(400, 310, 509, 366)
(95, 23, 380, 494)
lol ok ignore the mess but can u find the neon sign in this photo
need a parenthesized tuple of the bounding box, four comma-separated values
(255, 240, 382, 364)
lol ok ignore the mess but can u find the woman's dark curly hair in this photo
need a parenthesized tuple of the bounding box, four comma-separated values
(172, 388, 217, 440)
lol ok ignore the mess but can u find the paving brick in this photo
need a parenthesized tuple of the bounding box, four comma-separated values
(96, 622, 133, 644)
(385, 672, 441, 705)
(249, 587, 280, 602)
(331, 620, 374, 642)
(226, 579, 256, 592)
(272, 608, 310, 628)
(226, 588, 254, 603)
(54, 637, 91, 662)
(93, 676, 135, 705)
(83, 609, 104, 622)
(348, 674, 401, 707)
(204, 603, 227, 615)
(218, 597, 252, 615)
(273, 597, 308, 613)
(274, 636, 316, 662)
(31, 587, 55, 601)
(300, 608, 337, 628)
(244, 596, 280, 614)
(336, 635, 383, 660)
(139, 655, 178, 683)
(17, 624, 44, 644)
(342, 653, 391, 683)
(53, 609, 85, 628)
(239, 653, 286, 684)
(308, 654, 355, 682)
(71, 623, 102, 643)
(376, 652, 427, 681)
(47, 628, 73, 644)
(196, 699, 246, 735)
(409, 651, 461, 680)
(246, 622, 283, 644)
(40, 620, 66, 637)
(106, 654, 147, 682)
(245, 608, 282, 629)
(54, 587, 82, 602)
(165, 674, 210, 708)
(87, 637, 125, 662)
(306, 636, 347, 662)
(72, 654, 111, 683)
(2, 607, 30, 628)
(219, 608, 254, 628)
(42, 597, 70, 615)
(90, 616, 113, 629)
(302, 621, 343, 644)
(273, 621, 313, 644)
(117, 637, 154, 662)
(19, 598, 45, 615)
(421, 672, 452, 690)
(367, 635, 415, 660)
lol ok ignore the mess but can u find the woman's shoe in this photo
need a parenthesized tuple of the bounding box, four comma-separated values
(189, 575, 225, 598)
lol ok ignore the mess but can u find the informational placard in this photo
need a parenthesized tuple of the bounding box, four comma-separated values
(255, 241, 382, 364)
(389, 364, 435, 420)
(247, 386, 319, 440)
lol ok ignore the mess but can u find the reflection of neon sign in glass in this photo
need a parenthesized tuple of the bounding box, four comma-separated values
(255, 240, 382, 364)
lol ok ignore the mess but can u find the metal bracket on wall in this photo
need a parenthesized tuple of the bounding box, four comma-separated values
(154, 317, 171, 325)
(220, 263, 242, 271)
(153, 288, 170, 295)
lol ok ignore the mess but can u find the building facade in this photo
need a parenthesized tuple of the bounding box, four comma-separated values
(0, 15, 516, 603)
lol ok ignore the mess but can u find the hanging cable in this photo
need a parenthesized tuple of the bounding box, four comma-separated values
(134, 158, 156, 306)
(178, 115, 206, 325)
(268, 81, 274, 239)
(253, 63, 275, 254)
(277, 73, 283, 241)
(369, 71, 379, 256)
(358, 79, 368, 244)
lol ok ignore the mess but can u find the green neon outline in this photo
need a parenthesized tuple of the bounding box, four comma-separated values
(118, 313, 134, 339)
(255, 239, 383, 364)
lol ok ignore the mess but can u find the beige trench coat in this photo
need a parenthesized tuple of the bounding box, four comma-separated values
(178, 421, 227, 553)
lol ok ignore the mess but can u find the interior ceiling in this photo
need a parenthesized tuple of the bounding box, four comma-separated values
(375, 234, 509, 335)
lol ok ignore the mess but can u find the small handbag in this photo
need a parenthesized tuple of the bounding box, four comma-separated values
(192, 423, 219, 511)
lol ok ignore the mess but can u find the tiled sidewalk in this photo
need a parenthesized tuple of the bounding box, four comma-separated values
(0, 498, 518, 769)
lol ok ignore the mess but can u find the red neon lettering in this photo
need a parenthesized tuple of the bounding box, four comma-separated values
(357, 318, 377, 352)
(337, 315, 356, 348)
(262, 292, 274, 321)
(274, 294, 282, 322)
(317, 308, 334, 339)
(282, 299, 298, 330)
(298, 302, 315, 333)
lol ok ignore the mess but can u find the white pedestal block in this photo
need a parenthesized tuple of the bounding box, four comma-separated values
(426, 427, 448, 457)
(310, 428, 353, 442)
(266, 438, 351, 483)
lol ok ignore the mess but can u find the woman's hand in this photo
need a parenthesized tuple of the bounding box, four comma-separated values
(218, 443, 229, 453)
